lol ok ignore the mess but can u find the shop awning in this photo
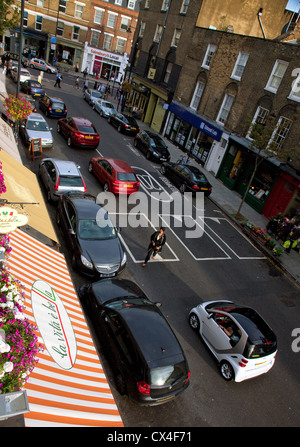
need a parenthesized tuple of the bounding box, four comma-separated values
(7, 229, 123, 427)
(0, 149, 58, 243)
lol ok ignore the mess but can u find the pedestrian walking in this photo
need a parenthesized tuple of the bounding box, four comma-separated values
(142, 227, 166, 267)
(74, 76, 80, 89)
(82, 79, 88, 92)
(54, 72, 62, 88)
(83, 67, 88, 78)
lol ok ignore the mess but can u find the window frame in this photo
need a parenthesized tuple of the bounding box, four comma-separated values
(287, 72, 300, 103)
(246, 106, 270, 139)
(269, 116, 292, 150)
(231, 51, 249, 81)
(216, 93, 235, 125)
(202, 44, 216, 70)
(190, 81, 205, 110)
(265, 60, 288, 94)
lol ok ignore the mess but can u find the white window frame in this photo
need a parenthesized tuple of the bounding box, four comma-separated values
(103, 33, 113, 50)
(231, 52, 249, 81)
(115, 37, 126, 53)
(246, 106, 269, 139)
(163, 62, 173, 83)
(265, 60, 288, 94)
(127, 0, 136, 9)
(58, 0, 67, 13)
(154, 24, 163, 43)
(72, 25, 80, 41)
(171, 29, 181, 47)
(180, 0, 190, 14)
(269, 116, 292, 149)
(37, 0, 44, 7)
(120, 16, 130, 31)
(287, 72, 300, 103)
(56, 20, 64, 36)
(107, 12, 117, 28)
(190, 81, 205, 110)
(94, 8, 104, 24)
(139, 21, 146, 38)
(115, 0, 122, 5)
(75, 3, 84, 19)
(35, 15, 42, 31)
(202, 44, 216, 70)
(216, 94, 234, 125)
(161, 0, 170, 11)
(90, 29, 100, 46)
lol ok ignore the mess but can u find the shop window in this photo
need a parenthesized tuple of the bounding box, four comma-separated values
(247, 106, 269, 139)
(231, 52, 249, 81)
(190, 81, 204, 110)
(216, 94, 234, 125)
(90, 30, 100, 47)
(265, 60, 288, 94)
(248, 165, 275, 203)
(202, 44, 216, 70)
(35, 15, 42, 31)
(94, 8, 104, 24)
(56, 21, 64, 36)
(180, 0, 190, 14)
(72, 26, 80, 41)
(269, 116, 292, 149)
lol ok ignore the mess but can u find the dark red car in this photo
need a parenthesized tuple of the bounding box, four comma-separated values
(88, 157, 140, 194)
(57, 117, 99, 148)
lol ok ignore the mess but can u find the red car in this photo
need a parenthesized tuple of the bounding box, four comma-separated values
(88, 157, 140, 194)
(57, 116, 100, 148)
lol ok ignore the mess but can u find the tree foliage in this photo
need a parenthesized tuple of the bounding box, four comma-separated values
(0, 0, 20, 36)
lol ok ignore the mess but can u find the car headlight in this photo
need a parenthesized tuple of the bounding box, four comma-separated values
(121, 252, 127, 266)
(80, 255, 93, 269)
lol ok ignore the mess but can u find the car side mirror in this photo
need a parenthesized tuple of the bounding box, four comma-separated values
(207, 313, 214, 319)
(68, 229, 75, 235)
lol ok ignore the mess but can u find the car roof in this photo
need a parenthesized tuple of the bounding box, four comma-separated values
(27, 113, 46, 121)
(66, 193, 106, 219)
(72, 117, 93, 125)
(44, 158, 80, 176)
(97, 157, 134, 172)
(48, 96, 65, 103)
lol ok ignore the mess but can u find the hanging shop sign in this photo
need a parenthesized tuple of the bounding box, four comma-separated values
(0, 207, 28, 233)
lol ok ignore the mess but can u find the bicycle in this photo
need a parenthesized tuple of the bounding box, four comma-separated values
(176, 155, 190, 164)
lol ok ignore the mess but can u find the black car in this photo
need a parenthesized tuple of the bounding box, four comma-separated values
(160, 162, 212, 196)
(108, 112, 139, 135)
(39, 95, 67, 118)
(134, 129, 171, 163)
(1, 52, 28, 67)
(56, 192, 126, 278)
(21, 79, 45, 98)
(78, 278, 190, 405)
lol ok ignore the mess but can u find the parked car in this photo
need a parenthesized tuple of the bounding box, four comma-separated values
(189, 300, 277, 382)
(39, 158, 86, 202)
(88, 157, 140, 194)
(134, 129, 171, 163)
(20, 94, 37, 112)
(19, 113, 53, 148)
(28, 58, 57, 74)
(21, 79, 45, 98)
(10, 67, 31, 83)
(78, 278, 190, 405)
(108, 112, 139, 135)
(92, 99, 116, 118)
(2, 52, 28, 67)
(83, 88, 102, 105)
(160, 162, 212, 196)
(56, 192, 127, 277)
(39, 95, 67, 118)
(57, 117, 100, 148)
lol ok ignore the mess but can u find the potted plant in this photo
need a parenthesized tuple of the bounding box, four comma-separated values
(273, 246, 284, 257)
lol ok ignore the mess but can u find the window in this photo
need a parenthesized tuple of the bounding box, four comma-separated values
(145, 0, 150, 7)
(23, 11, 28, 26)
(270, 117, 292, 149)
(75, 3, 84, 19)
(90, 30, 100, 47)
(154, 24, 163, 43)
(265, 60, 288, 93)
(163, 62, 173, 83)
(120, 16, 130, 31)
(161, 0, 170, 10)
(107, 12, 117, 28)
(247, 106, 269, 139)
(115, 0, 122, 4)
(94, 8, 104, 24)
(139, 21, 146, 38)
(288, 71, 300, 103)
(103, 34, 113, 50)
(115, 37, 126, 53)
(180, 0, 190, 14)
(190, 81, 205, 110)
(35, 15, 42, 31)
(37, 0, 44, 6)
(231, 52, 249, 80)
(72, 26, 80, 41)
(56, 21, 64, 36)
(59, 0, 67, 13)
(202, 44, 216, 69)
(127, 0, 136, 9)
(171, 29, 181, 47)
(217, 94, 234, 125)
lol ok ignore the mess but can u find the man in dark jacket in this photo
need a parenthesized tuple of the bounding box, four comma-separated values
(142, 227, 166, 267)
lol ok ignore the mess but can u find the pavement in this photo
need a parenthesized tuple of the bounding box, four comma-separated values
(0, 64, 299, 426)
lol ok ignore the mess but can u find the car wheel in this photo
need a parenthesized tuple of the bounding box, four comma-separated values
(103, 182, 109, 192)
(67, 136, 72, 147)
(189, 313, 200, 331)
(115, 372, 127, 396)
(219, 361, 235, 381)
(117, 124, 122, 133)
(180, 183, 186, 193)
(160, 165, 166, 175)
(57, 123, 61, 133)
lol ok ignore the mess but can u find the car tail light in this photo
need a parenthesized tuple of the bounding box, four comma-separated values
(53, 177, 60, 191)
(137, 381, 150, 395)
(33, 107, 37, 112)
(64, 108, 67, 114)
(124, 124, 130, 128)
(48, 106, 52, 111)
(238, 359, 248, 367)
(185, 371, 191, 384)
(74, 132, 83, 139)
(95, 135, 100, 140)
(82, 178, 87, 192)
(112, 180, 122, 187)
(192, 185, 200, 190)
(137, 181, 140, 186)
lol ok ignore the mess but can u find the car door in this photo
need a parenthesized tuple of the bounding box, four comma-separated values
(61, 200, 78, 253)
(97, 160, 110, 184)
(40, 160, 56, 191)
(201, 312, 237, 352)
(140, 131, 149, 154)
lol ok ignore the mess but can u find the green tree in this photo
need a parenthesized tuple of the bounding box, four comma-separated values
(0, 0, 20, 36)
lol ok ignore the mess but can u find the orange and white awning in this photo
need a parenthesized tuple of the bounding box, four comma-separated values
(7, 229, 123, 427)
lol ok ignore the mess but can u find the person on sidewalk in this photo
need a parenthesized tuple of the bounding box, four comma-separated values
(74, 76, 80, 89)
(142, 227, 166, 267)
(54, 72, 62, 88)
(284, 223, 300, 253)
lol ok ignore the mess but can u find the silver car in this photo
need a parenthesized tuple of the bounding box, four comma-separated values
(83, 88, 102, 105)
(19, 113, 53, 148)
(11, 67, 31, 83)
(39, 158, 86, 202)
(28, 58, 57, 74)
(92, 99, 116, 118)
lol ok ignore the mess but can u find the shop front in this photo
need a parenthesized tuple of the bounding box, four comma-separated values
(164, 101, 223, 166)
(82, 43, 128, 81)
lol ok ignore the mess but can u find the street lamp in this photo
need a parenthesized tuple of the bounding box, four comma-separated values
(16, 0, 25, 98)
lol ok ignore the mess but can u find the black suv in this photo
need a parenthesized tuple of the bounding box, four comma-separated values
(78, 278, 190, 405)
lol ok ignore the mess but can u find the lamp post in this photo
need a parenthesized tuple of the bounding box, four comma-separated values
(16, 0, 25, 98)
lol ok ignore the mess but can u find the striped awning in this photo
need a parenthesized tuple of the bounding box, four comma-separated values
(7, 229, 123, 427)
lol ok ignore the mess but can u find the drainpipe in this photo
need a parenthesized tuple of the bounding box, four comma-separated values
(257, 8, 266, 39)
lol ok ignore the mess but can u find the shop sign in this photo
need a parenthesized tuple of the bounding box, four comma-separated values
(90, 48, 122, 62)
(0, 207, 28, 233)
(31, 280, 77, 370)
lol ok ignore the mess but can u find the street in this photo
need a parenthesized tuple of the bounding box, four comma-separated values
(8, 70, 300, 427)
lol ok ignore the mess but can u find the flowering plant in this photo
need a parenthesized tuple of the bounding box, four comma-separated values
(0, 266, 43, 393)
(3, 94, 33, 123)
(0, 161, 6, 194)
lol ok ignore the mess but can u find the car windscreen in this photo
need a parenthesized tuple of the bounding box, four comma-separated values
(106, 297, 152, 310)
(189, 167, 208, 182)
(91, 91, 102, 98)
(77, 125, 95, 133)
(103, 102, 114, 108)
(59, 176, 83, 187)
(243, 338, 277, 358)
(78, 218, 117, 240)
(30, 82, 41, 88)
(27, 120, 49, 131)
(150, 135, 167, 149)
(52, 102, 64, 109)
(117, 172, 136, 182)
(149, 361, 188, 387)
